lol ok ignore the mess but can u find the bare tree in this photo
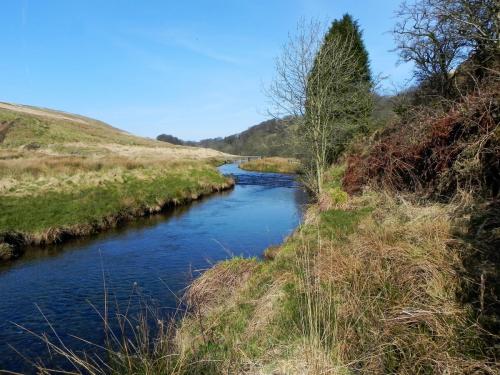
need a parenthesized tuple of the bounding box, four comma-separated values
(393, 0, 467, 97)
(432, 0, 499, 78)
(393, 0, 499, 98)
(266, 19, 324, 194)
(266, 19, 323, 119)
(433, 0, 499, 52)
(267, 19, 372, 196)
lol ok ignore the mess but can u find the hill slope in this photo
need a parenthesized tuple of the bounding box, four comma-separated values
(0, 103, 233, 260)
(196, 118, 297, 156)
(0, 102, 231, 160)
(157, 95, 394, 157)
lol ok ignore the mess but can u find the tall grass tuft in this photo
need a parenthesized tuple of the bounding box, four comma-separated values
(12, 287, 189, 375)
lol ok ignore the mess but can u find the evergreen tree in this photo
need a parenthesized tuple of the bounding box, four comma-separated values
(327, 14, 371, 84)
(302, 13, 373, 178)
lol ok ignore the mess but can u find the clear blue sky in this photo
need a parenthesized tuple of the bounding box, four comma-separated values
(1, 0, 412, 140)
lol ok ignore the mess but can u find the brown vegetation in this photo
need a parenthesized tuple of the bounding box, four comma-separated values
(185, 258, 259, 317)
(343, 84, 499, 199)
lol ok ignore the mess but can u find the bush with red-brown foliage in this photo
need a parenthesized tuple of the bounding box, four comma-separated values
(343, 84, 499, 201)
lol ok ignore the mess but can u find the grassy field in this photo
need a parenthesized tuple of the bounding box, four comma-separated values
(0, 103, 234, 260)
(240, 157, 301, 174)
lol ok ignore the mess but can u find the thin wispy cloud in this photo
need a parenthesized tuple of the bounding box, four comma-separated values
(108, 36, 175, 75)
(128, 27, 245, 65)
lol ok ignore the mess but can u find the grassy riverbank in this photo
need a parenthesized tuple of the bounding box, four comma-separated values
(0, 103, 233, 259)
(0, 162, 233, 257)
(176, 167, 496, 374)
(240, 157, 301, 174)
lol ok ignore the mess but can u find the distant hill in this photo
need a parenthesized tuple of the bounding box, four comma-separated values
(156, 133, 185, 146)
(158, 118, 297, 157)
(157, 95, 395, 157)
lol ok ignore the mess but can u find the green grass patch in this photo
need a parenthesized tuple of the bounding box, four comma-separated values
(0, 164, 229, 235)
(0, 108, 156, 147)
(319, 206, 372, 239)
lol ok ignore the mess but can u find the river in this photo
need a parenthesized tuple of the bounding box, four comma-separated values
(0, 163, 307, 373)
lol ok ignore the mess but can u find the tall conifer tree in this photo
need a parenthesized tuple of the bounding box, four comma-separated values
(303, 13, 373, 170)
(327, 14, 371, 84)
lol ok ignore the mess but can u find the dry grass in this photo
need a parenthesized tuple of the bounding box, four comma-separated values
(0, 151, 228, 197)
(304, 196, 488, 373)
(175, 187, 497, 374)
(185, 258, 259, 318)
(240, 157, 301, 174)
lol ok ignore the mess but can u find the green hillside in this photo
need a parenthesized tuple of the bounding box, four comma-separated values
(158, 118, 297, 157)
(196, 118, 297, 156)
(0, 103, 233, 260)
(0, 102, 156, 147)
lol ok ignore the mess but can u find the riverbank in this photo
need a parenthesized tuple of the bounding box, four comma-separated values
(0, 104, 235, 260)
(176, 166, 496, 373)
(240, 157, 301, 174)
(0, 160, 234, 260)
(31, 164, 497, 374)
(0, 162, 307, 373)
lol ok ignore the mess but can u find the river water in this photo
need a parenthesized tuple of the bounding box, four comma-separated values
(0, 163, 307, 373)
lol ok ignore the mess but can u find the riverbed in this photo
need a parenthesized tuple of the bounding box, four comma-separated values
(0, 163, 307, 373)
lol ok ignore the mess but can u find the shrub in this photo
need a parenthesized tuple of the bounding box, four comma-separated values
(343, 85, 499, 201)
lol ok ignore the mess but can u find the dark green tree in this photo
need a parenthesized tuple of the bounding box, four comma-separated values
(326, 14, 372, 84)
(301, 14, 373, 189)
